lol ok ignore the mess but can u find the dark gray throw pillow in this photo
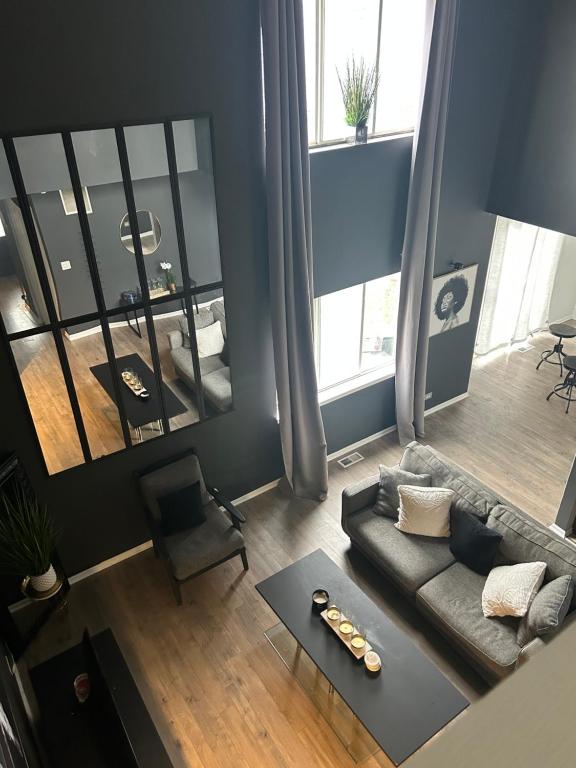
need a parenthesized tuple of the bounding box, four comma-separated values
(449, 508, 502, 575)
(373, 466, 432, 519)
(517, 575, 574, 647)
(158, 481, 205, 536)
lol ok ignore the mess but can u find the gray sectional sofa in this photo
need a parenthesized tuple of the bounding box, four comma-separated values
(342, 441, 576, 684)
(168, 299, 231, 413)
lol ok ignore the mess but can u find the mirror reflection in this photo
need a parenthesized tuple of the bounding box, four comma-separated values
(120, 210, 162, 255)
(0, 117, 232, 475)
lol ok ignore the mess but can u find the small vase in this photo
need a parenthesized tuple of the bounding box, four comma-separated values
(355, 122, 368, 144)
(30, 564, 57, 593)
(168, 282, 177, 294)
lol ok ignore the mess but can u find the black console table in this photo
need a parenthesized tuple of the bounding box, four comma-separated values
(30, 629, 173, 767)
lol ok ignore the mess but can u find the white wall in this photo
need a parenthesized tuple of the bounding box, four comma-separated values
(549, 234, 576, 322)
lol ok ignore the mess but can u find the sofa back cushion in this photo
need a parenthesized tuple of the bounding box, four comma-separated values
(487, 505, 576, 607)
(179, 310, 215, 348)
(399, 442, 500, 520)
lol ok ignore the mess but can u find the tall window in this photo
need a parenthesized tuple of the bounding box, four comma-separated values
(314, 273, 400, 397)
(304, 0, 427, 146)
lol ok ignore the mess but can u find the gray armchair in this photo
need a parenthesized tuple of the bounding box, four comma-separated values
(137, 450, 247, 605)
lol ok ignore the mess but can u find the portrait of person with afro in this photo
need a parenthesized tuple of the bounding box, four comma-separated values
(433, 274, 469, 332)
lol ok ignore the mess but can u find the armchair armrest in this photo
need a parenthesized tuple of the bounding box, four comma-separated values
(341, 474, 379, 530)
(168, 330, 183, 350)
(208, 486, 246, 527)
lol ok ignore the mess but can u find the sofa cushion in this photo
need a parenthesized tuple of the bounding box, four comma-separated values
(416, 563, 520, 680)
(482, 562, 547, 618)
(517, 575, 574, 647)
(449, 508, 503, 575)
(179, 310, 214, 348)
(373, 466, 432, 519)
(346, 509, 455, 594)
(202, 367, 232, 412)
(166, 501, 244, 580)
(487, 505, 576, 607)
(400, 442, 500, 520)
(171, 348, 225, 381)
(396, 486, 453, 537)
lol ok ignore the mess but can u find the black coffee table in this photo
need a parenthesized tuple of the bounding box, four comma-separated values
(256, 549, 469, 765)
(90, 353, 187, 439)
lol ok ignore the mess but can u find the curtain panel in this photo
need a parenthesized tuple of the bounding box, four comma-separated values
(260, 0, 328, 500)
(395, 0, 460, 446)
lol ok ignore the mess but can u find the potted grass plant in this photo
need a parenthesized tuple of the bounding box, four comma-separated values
(337, 57, 379, 144)
(0, 481, 58, 594)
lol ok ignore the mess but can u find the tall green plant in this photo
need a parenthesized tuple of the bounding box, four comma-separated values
(0, 482, 56, 577)
(337, 57, 379, 127)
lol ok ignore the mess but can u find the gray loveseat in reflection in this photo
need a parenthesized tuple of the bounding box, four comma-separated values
(168, 299, 231, 413)
(342, 441, 576, 684)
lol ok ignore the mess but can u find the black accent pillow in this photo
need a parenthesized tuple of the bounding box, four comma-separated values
(373, 466, 432, 519)
(158, 482, 205, 536)
(449, 508, 502, 575)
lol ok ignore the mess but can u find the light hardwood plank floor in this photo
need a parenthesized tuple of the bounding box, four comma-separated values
(16, 328, 576, 767)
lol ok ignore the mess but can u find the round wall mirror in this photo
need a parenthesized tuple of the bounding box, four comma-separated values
(120, 210, 162, 255)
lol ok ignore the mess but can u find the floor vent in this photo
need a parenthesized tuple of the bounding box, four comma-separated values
(337, 452, 365, 468)
(516, 342, 534, 353)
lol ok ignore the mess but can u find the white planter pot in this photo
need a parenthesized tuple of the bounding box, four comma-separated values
(30, 565, 57, 593)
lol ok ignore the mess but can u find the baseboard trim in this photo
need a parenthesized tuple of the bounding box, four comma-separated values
(549, 523, 572, 541)
(10, 391, 469, 607)
(424, 392, 469, 416)
(327, 425, 397, 462)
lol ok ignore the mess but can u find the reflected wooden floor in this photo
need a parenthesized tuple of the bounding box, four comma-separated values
(12, 314, 202, 473)
(17, 328, 576, 767)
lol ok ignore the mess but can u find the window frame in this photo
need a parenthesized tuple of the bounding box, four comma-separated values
(307, 0, 422, 147)
(0, 114, 228, 475)
(314, 273, 400, 402)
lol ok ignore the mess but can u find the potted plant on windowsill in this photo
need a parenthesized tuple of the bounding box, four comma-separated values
(337, 57, 379, 145)
(0, 481, 58, 596)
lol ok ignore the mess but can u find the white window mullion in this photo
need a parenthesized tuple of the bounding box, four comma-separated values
(371, 0, 385, 135)
(316, 0, 326, 145)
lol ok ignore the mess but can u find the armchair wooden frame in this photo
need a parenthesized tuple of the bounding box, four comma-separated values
(136, 448, 248, 605)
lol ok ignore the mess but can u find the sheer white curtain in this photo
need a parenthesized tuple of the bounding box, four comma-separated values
(475, 217, 563, 355)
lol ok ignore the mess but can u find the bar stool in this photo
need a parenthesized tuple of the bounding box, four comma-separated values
(536, 323, 576, 377)
(547, 356, 576, 413)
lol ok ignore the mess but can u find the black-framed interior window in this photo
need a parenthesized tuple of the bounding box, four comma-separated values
(0, 116, 231, 475)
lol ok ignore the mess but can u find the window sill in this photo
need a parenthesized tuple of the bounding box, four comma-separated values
(309, 130, 414, 155)
(318, 366, 395, 406)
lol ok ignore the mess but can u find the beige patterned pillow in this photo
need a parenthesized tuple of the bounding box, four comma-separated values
(395, 485, 454, 538)
(482, 562, 547, 618)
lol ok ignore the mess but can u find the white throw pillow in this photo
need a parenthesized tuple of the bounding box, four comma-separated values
(195, 321, 225, 358)
(482, 562, 547, 618)
(395, 485, 454, 538)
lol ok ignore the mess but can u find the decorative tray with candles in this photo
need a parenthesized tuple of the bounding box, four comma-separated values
(320, 608, 372, 660)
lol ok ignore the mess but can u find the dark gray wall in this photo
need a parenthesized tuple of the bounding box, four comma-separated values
(0, 0, 282, 575)
(488, 0, 576, 235)
(31, 170, 221, 323)
(310, 136, 411, 297)
(425, 0, 523, 410)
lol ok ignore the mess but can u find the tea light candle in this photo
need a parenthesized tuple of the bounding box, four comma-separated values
(312, 589, 329, 606)
(364, 650, 381, 672)
(351, 632, 366, 650)
(326, 605, 341, 622)
(339, 619, 354, 635)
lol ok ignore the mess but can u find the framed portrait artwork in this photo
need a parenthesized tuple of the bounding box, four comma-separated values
(429, 264, 478, 337)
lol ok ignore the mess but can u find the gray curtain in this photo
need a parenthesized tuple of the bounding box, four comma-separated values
(395, 0, 460, 446)
(260, 0, 328, 500)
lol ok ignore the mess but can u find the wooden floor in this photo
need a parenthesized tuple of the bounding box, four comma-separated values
(16, 328, 576, 767)
(11, 313, 204, 474)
